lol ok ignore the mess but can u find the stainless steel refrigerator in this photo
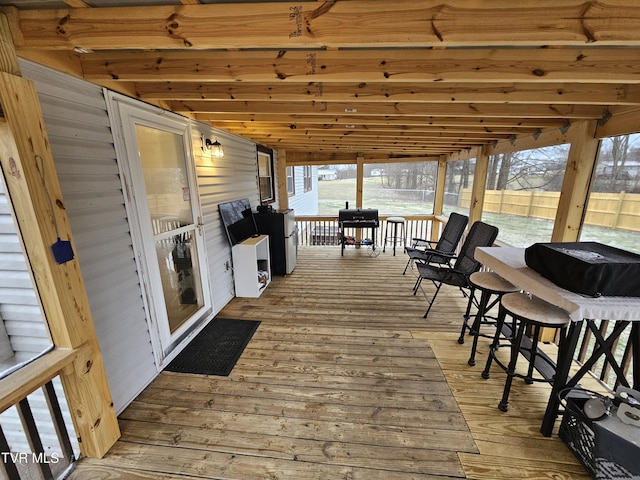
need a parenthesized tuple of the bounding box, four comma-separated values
(254, 208, 297, 275)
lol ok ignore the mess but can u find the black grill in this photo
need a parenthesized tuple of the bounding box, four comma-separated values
(338, 209, 379, 255)
(338, 208, 379, 228)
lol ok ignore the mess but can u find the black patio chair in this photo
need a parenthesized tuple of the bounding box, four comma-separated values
(403, 212, 469, 276)
(415, 221, 499, 319)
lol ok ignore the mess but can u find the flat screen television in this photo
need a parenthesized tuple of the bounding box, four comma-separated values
(218, 198, 258, 246)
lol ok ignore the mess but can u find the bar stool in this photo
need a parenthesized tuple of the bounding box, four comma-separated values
(458, 271, 519, 367)
(383, 216, 406, 256)
(482, 292, 570, 412)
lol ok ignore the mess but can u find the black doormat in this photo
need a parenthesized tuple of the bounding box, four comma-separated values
(165, 318, 260, 376)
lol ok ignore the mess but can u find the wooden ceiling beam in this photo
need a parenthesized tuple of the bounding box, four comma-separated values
(285, 151, 442, 166)
(76, 48, 640, 84)
(172, 99, 611, 119)
(240, 136, 507, 148)
(214, 122, 538, 138)
(8, 1, 640, 50)
(202, 114, 566, 129)
(135, 81, 640, 105)
(244, 134, 485, 147)
(274, 146, 465, 155)
(217, 122, 536, 139)
(219, 128, 512, 141)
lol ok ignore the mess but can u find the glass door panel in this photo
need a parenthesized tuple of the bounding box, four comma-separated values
(135, 124, 205, 335)
(155, 230, 202, 333)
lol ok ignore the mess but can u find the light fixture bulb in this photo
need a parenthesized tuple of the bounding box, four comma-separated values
(202, 135, 224, 158)
(210, 139, 224, 158)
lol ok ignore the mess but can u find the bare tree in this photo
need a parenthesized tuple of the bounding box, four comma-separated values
(461, 159, 471, 189)
(609, 135, 630, 191)
(487, 154, 499, 190)
(496, 152, 512, 190)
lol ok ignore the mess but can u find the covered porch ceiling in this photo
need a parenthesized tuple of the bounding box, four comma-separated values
(2, 0, 640, 163)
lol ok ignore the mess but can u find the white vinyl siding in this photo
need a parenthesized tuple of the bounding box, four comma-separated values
(288, 166, 319, 215)
(0, 181, 51, 373)
(192, 126, 260, 311)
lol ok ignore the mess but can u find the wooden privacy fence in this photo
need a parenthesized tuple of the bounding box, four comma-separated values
(460, 189, 640, 232)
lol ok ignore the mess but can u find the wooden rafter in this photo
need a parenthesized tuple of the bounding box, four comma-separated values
(135, 81, 640, 105)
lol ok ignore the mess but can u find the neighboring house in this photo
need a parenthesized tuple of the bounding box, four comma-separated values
(318, 168, 337, 181)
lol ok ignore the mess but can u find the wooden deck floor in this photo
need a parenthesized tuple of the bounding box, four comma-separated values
(69, 246, 589, 479)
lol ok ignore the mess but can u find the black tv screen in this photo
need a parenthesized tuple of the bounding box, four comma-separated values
(218, 199, 258, 246)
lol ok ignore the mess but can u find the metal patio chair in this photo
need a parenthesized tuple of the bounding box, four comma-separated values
(415, 220, 499, 319)
(403, 212, 469, 276)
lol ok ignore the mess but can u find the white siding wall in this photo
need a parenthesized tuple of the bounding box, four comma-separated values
(191, 126, 259, 311)
(0, 312, 11, 362)
(289, 166, 319, 215)
(21, 60, 157, 413)
(0, 181, 50, 371)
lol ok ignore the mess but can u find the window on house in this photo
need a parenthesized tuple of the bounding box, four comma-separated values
(287, 166, 295, 195)
(257, 147, 274, 203)
(481, 144, 570, 247)
(580, 133, 640, 254)
(304, 165, 313, 192)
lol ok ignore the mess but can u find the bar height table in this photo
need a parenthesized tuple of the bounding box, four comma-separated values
(475, 246, 640, 437)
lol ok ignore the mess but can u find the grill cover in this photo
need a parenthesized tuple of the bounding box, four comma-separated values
(524, 242, 640, 297)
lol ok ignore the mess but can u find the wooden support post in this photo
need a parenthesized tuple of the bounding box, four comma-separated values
(355, 154, 364, 245)
(276, 148, 288, 210)
(541, 120, 599, 343)
(469, 146, 490, 226)
(552, 120, 600, 242)
(0, 14, 119, 458)
(431, 155, 447, 242)
(356, 154, 364, 209)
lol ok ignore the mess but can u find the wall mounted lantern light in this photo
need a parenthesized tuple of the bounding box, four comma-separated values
(201, 135, 224, 158)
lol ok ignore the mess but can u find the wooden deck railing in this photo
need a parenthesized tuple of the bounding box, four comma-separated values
(0, 347, 84, 479)
(295, 214, 442, 247)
